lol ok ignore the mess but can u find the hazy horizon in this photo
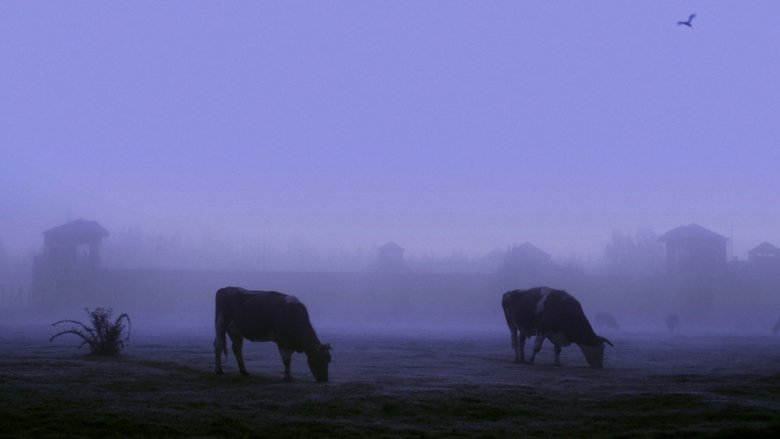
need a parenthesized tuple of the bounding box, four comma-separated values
(3, 2, 779, 263)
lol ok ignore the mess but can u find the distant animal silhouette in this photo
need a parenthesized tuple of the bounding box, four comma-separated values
(666, 314, 680, 332)
(677, 13, 696, 27)
(594, 312, 620, 331)
(502, 287, 613, 368)
(773, 317, 780, 334)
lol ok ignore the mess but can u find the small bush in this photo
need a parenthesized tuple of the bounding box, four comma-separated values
(50, 307, 131, 356)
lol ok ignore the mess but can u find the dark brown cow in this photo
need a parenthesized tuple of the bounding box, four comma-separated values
(214, 287, 331, 382)
(502, 287, 613, 368)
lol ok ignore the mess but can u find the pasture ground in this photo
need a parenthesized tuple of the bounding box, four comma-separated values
(1, 324, 779, 438)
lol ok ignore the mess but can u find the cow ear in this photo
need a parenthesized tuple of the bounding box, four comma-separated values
(321, 343, 333, 351)
(601, 337, 613, 347)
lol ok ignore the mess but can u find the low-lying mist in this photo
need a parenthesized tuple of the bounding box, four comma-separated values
(5, 268, 778, 338)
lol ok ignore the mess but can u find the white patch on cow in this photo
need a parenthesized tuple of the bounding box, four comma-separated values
(285, 295, 301, 304)
(535, 287, 552, 314)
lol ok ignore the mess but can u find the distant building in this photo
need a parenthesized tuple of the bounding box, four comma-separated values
(32, 219, 109, 305)
(501, 242, 553, 275)
(658, 223, 727, 275)
(747, 241, 780, 263)
(746, 242, 780, 278)
(375, 241, 406, 271)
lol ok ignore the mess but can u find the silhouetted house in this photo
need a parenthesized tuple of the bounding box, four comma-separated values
(747, 241, 780, 263)
(658, 223, 727, 275)
(32, 219, 109, 304)
(500, 242, 553, 275)
(375, 241, 406, 271)
(746, 242, 780, 278)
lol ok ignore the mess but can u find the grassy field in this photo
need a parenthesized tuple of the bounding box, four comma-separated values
(1, 324, 779, 438)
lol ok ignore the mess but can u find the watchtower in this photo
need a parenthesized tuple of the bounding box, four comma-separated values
(32, 219, 109, 304)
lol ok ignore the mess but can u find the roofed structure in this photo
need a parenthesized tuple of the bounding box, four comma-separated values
(658, 223, 727, 275)
(376, 241, 406, 271)
(43, 219, 109, 244)
(748, 241, 780, 263)
(42, 219, 109, 269)
(32, 219, 110, 305)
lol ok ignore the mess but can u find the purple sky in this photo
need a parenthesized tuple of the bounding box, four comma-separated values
(2, 1, 779, 261)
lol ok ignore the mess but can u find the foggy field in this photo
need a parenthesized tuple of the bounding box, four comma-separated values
(1, 325, 779, 438)
(5, 3, 780, 436)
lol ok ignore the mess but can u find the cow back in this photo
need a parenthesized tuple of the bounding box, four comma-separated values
(503, 287, 601, 346)
(215, 287, 320, 352)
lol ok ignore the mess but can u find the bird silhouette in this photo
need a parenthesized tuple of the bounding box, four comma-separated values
(677, 13, 696, 27)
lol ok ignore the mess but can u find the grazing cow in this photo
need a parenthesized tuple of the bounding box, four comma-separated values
(214, 287, 332, 382)
(502, 287, 613, 368)
(666, 314, 680, 332)
(594, 312, 620, 331)
(773, 317, 780, 334)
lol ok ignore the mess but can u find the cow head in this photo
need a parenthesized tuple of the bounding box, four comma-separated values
(307, 344, 332, 383)
(579, 337, 613, 369)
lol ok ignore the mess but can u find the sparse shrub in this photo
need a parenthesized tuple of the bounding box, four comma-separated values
(50, 307, 131, 356)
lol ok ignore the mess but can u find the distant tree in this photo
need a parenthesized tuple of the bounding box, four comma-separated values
(500, 242, 552, 275)
(603, 227, 663, 275)
(481, 248, 506, 272)
(603, 229, 633, 273)
(633, 227, 665, 273)
(557, 254, 586, 275)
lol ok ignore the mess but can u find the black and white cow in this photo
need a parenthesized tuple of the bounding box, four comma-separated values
(502, 287, 613, 368)
(214, 287, 332, 382)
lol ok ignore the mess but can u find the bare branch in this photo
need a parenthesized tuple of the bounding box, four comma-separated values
(49, 329, 90, 344)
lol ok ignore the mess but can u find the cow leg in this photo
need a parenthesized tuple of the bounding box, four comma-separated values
(278, 347, 293, 382)
(553, 344, 562, 366)
(528, 334, 545, 365)
(214, 330, 226, 375)
(227, 327, 248, 376)
(510, 327, 523, 363)
(516, 331, 529, 364)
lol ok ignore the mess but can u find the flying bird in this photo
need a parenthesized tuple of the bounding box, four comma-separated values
(677, 13, 696, 27)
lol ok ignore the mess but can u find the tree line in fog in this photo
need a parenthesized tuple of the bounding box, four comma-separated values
(12, 226, 663, 275)
(0, 226, 666, 277)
